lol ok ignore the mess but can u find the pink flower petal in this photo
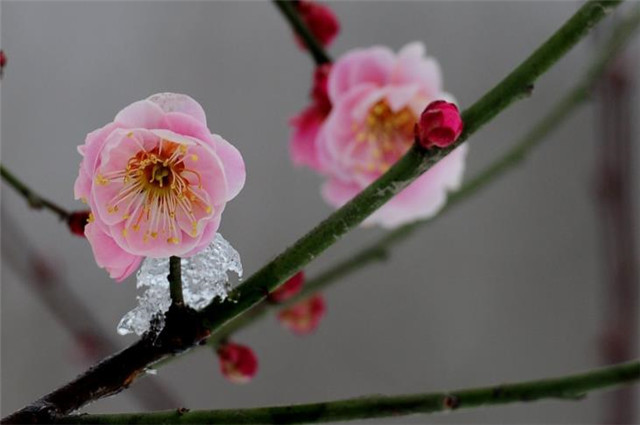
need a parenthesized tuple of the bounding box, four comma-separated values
(328, 47, 395, 102)
(114, 99, 165, 128)
(85, 222, 143, 282)
(212, 135, 246, 201)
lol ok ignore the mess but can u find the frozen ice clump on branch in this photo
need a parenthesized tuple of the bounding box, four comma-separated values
(182, 233, 243, 309)
(117, 234, 243, 336)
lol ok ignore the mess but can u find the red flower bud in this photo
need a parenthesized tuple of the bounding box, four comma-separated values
(217, 342, 258, 384)
(269, 271, 305, 303)
(67, 210, 91, 237)
(0, 50, 6, 69)
(417, 100, 463, 149)
(277, 294, 326, 335)
(295, 1, 340, 49)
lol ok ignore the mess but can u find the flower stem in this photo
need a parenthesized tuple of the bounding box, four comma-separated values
(273, 0, 333, 65)
(58, 361, 640, 424)
(1, 164, 70, 220)
(168, 256, 184, 307)
(0, 3, 625, 423)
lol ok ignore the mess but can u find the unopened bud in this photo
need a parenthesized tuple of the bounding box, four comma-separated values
(417, 100, 463, 149)
(269, 271, 305, 303)
(67, 210, 91, 237)
(217, 342, 258, 384)
(295, 1, 340, 49)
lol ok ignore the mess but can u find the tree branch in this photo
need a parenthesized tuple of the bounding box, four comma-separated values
(1, 165, 70, 220)
(197, 0, 623, 342)
(1, 2, 624, 423)
(209, 3, 640, 343)
(58, 361, 640, 424)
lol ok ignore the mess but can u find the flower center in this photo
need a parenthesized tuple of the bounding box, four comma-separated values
(146, 163, 173, 189)
(96, 136, 213, 245)
(353, 100, 416, 174)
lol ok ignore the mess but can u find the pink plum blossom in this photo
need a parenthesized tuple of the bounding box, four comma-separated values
(75, 93, 246, 281)
(290, 42, 468, 228)
(289, 64, 332, 170)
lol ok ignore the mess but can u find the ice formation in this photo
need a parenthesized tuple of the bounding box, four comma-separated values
(117, 233, 243, 336)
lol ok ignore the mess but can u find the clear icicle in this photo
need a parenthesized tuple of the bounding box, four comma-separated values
(117, 233, 243, 336)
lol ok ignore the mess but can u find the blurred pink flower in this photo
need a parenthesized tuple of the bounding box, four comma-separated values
(277, 294, 326, 335)
(268, 271, 305, 303)
(217, 342, 258, 384)
(294, 1, 340, 50)
(74, 93, 246, 281)
(290, 42, 468, 228)
(290, 65, 332, 170)
(417, 100, 464, 148)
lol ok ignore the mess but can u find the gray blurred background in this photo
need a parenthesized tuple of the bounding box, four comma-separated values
(1, 1, 639, 423)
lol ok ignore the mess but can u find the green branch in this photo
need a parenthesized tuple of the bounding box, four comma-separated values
(168, 257, 184, 306)
(198, 0, 622, 338)
(209, 2, 640, 343)
(59, 361, 640, 424)
(1, 165, 70, 220)
(273, 0, 333, 65)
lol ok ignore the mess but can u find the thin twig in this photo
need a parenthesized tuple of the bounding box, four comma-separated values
(1, 2, 624, 423)
(1, 165, 70, 220)
(273, 0, 333, 65)
(58, 361, 640, 424)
